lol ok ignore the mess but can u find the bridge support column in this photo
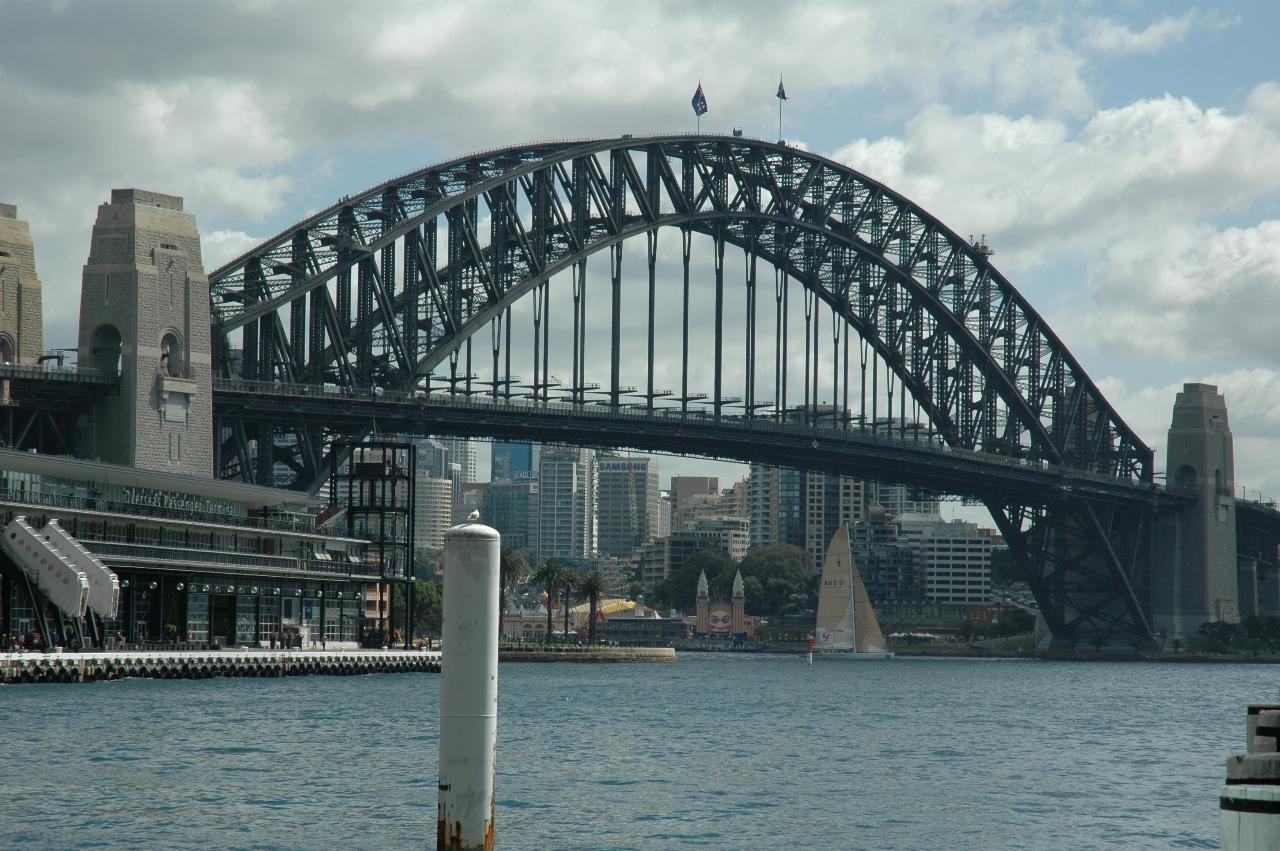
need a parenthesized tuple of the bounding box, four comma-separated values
(76, 189, 212, 476)
(992, 498, 1155, 649)
(1260, 566, 1280, 617)
(1238, 557, 1259, 620)
(1152, 383, 1238, 643)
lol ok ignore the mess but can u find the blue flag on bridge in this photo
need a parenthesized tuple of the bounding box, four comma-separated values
(691, 83, 708, 116)
(777, 77, 787, 100)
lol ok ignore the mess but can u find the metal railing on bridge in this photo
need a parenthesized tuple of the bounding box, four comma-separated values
(214, 376, 1157, 493)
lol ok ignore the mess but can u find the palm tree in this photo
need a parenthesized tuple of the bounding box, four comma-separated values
(531, 558, 561, 643)
(561, 567, 578, 642)
(578, 570, 606, 645)
(498, 548, 526, 638)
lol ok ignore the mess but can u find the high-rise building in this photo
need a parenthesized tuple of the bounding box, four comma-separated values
(538, 447, 596, 559)
(747, 465, 803, 549)
(691, 516, 750, 561)
(897, 515, 993, 604)
(596, 454, 660, 556)
(487, 480, 540, 555)
(851, 506, 924, 606)
(455, 482, 488, 525)
(440, 437, 477, 484)
(867, 483, 941, 518)
(413, 474, 453, 551)
(658, 492, 672, 538)
(416, 439, 452, 479)
(0, 203, 44, 364)
(492, 441, 537, 482)
(670, 476, 718, 524)
(803, 473, 867, 571)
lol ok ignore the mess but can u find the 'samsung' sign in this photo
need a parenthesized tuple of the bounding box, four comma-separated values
(598, 461, 649, 473)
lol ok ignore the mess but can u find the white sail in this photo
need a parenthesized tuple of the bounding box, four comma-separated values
(815, 525, 856, 651)
(814, 524, 893, 659)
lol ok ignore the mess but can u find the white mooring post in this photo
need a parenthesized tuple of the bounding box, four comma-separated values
(438, 521, 500, 851)
(1221, 704, 1280, 850)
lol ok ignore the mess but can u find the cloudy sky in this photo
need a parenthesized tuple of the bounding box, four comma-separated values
(3, 0, 1279, 510)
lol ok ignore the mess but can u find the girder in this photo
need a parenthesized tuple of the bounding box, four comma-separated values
(209, 134, 1151, 484)
(207, 134, 1166, 643)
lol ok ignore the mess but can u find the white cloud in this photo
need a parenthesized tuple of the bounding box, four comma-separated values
(202, 229, 267, 272)
(1098, 369, 1280, 499)
(1082, 12, 1197, 56)
(828, 89, 1280, 370)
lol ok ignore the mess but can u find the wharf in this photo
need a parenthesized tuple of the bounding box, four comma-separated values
(1, 648, 441, 684)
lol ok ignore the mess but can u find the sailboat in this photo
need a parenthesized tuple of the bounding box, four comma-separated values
(814, 524, 893, 660)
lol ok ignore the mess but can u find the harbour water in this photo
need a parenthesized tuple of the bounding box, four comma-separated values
(0, 654, 1267, 849)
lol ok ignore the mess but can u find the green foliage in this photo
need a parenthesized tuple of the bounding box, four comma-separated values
(530, 558, 563, 641)
(737, 545, 816, 617)
(1198, 620, 1243, 653)
(989, 548, 1020, 585)
(413, 546, 443, 579)
(413, 579, 443, 638)
(1241, 615, 1280, 656)
(578, 570, 606, 644)
(653, 548, 736, 609)
(957, 607, 1036, 641)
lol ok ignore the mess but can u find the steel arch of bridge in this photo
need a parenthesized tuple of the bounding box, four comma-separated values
(209, 134, 1158, 645)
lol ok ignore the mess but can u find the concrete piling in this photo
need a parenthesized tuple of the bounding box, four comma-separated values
(437, 521, 500, 851)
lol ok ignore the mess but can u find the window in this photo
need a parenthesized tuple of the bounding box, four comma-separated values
(160, 331, 182, 377)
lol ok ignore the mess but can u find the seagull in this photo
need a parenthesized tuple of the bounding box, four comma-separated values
(468, 509, 480, 522)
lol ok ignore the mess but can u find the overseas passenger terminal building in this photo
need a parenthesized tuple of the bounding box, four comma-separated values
(0, 192, 406, 649)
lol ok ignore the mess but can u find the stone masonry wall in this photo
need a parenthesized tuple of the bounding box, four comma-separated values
(77, 190, 212, 476)
(0, 203, 45, 363)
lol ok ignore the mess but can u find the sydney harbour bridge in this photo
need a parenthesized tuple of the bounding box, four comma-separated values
(31, 133, 1278, 647)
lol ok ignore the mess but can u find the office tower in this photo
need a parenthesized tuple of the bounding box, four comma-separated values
(596, 454, 660, 556)
(538, 447, 596, 559)
(492, 440, 537, 481)
(670, 476, 718, 524)
(440, 437, 477, 484)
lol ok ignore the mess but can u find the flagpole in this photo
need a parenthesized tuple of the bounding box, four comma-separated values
(778, 96, 782, 141)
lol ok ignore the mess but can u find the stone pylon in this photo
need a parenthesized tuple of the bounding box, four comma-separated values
(0, 203, 44, 363)
(76, 190, 211, 476)
(1153, 383, 1239, 642)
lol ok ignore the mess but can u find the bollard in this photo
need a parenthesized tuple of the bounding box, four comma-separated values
(438, 521, 500, 851)
(1222, 704, 1280, 849)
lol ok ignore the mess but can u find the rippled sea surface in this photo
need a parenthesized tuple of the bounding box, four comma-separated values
(0, 654, 1270, 849)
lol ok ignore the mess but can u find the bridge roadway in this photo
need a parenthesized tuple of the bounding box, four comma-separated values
(213, 377, 1187, 510)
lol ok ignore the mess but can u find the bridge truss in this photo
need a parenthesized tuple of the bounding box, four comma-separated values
(208, 134, 1158, 645)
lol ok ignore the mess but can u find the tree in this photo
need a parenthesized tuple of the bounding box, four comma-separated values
(499, 548, 527, 631)
(1241, 615, 1280, 656)
(654, 548, 736, 610)
(736, 545, 816, 617)
(413, 546, 443, 580)
(561, 567, 578, 641)
(412, 579, 443, 639)
(1199, 620, 1242, 653)
(989, 547, 1021, 586)
(578, 570, 606, 644)
(531, 558, 561, 642)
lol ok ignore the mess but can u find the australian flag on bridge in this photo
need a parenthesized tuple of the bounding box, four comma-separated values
(691, 83, 708, 116)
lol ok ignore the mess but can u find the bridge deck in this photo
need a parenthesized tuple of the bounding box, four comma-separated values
(215, 377, 1182, 508)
